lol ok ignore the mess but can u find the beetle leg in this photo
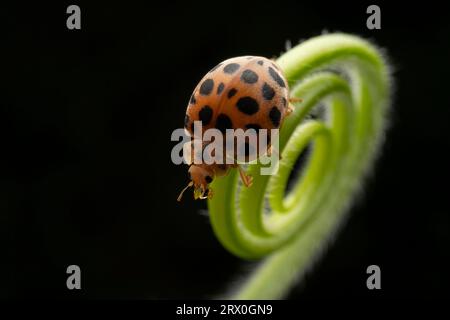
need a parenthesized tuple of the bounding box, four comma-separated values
(237, 165, 253, 187)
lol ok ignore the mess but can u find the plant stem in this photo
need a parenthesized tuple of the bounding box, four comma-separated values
(207, 33, 391, 299)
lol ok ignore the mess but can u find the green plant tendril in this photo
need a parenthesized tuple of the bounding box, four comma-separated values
(207, 33, 391, 299)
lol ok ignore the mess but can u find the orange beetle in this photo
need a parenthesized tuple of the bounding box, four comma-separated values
(178, 56, 295, 201)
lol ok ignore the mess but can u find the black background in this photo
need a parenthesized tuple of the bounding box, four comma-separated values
(1, 1, 449, 299)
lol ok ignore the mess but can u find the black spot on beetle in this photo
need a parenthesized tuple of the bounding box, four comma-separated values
(268, 67, 286, 88)
(236, 96, 259, 115)
(199, 79, 214, 95)
(241, 69, 259, 84)
(223, 63, 240, 74)
(269, 106, 281, 127)
(257, 60, 264, 66)
(217, 82, 225, 95)
(205, 175, 213, 183)
(227, 88, 237, 98)
(215, 114, 233, 134)
(262, 82, 275, 100)
(281, 97, 287, 108)
(199, 105, 213, 125)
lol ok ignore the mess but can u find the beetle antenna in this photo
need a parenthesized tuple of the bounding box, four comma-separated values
(177, 181, 194, 202)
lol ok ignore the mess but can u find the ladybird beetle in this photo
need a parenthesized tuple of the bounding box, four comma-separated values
(178, 56, 297, 201)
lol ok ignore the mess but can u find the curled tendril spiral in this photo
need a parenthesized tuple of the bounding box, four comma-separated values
(206, 33, 391, 299)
